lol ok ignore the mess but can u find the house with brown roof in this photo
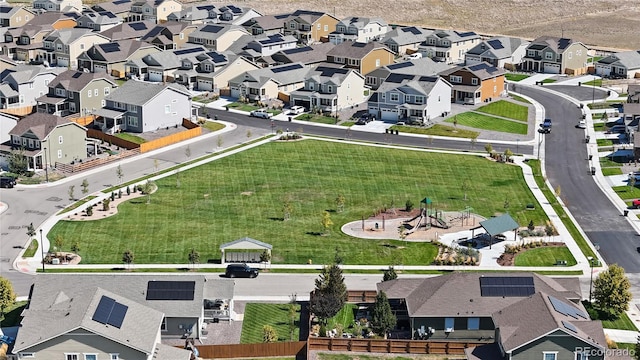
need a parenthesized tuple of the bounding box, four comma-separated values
(128, 0, 182, 23)
(76, 10, 123, 32)
(99, 21, 156, 41)
(38, 28, 111, 69)
(166, 4, 216, 24)
(228, 62, 309, 102)
(242, 14, 285, 36)
(92, 0, 134, 20)
(77, 40, 161, 77)
(187, 23, 249, 52)
(0, 5, 36, 28)
(1, 112, 87, 170)
(266, 42, 335, 67)
(283, 10, 339, 45)
(140, 22, 198, 50)
(326, 41, 395, 75)
(4, 12, 78, 62)
(418, 29, 481, 64)
(521, 36, 589, 75)
(174, 51, 260, 92)
(438, 62, 506, 104)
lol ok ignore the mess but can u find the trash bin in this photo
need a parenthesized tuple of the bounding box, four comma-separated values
(288, 116, 292, 122)
(588, 154, 593, 160)
(580, 103, 584, 109)
(624, 210, 629, 217)
(591, 167, 596, 175)
(375, 223, 379, 229)
(585, 136, 590, 143)
(395, 130, 399, 135)
(385, 129, 389, 134)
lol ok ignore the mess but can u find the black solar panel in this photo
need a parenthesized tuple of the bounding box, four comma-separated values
(487, 39, 504, 50)
(113, 0, 131, 4)
(274, 14, 289, 19)
(196, 5, 214, 10)
(387, 61, 414, 70)
(0, 6, 12, 13)
(207, 51, 226, 63)
(101, 43, 120, 53)
(201, 25, 223, 33)
(174, 47, 204, 56)
(271, 63, 304, 73)
(479, 276, 535, 297)
(385, 73, 414, 83)
(456, 31, 476, 38)
(558, 38, 571, 50)
(283, 46, 312, 55)
(146, 281, 196, 300)
(145, 26, 163, 38)
(401, 27, 421, 35)
(352, 42, 366, 48)
(468, 63, 491, 72)
(129, 22, 148, 31)
(259, 34, 285, 45)
(418, 76, 438, 82)
(227, 5, 241, 13)
(72, 72, 83, 78)
(92, 296, 129, 328)
(562, 320, 577, 333)
(317, 66, 349, 76)
(548, 295, 588, 319)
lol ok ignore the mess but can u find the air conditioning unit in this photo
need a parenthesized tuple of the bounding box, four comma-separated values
(51, 258, 60, 265)
(445, 328, 454, 333)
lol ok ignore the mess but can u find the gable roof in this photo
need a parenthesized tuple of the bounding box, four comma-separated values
(220, 237, 273, 250)
(377, 272, 582, 317)
(3, 64, 65, 84)
(440, 62, 506, 80)
(86, 39, 160, 63)
(327, 41, 392, 58)
(44, 27, 98, 44)
(24, 10, 78, 26)
(242, 14, 284, 31)
(189, 23, 247, 40)
(368, 57, 452, 78)
(479, 213, 519, 236)
(382, 26, 432, 46)
(49, 70, 116, 91)
(375, 74, 445, 96)
(289, 9, 334, 25)
(229, 62, 310, 86)
(337, 16, 387, 30)
(100, 21, 156, 41)
(466, 37, 528, 59)
(92, 0, 133, 14)
(79, 10, 122, 25)
(598, 50, 640, 70)
(105, 80, 190, 106)
(271, 42, 335, 65)
(0, 5, 35, 19)
(528, 36, 580, 54)
(8, 112, 80, 140)
(168, 4, 212, 22)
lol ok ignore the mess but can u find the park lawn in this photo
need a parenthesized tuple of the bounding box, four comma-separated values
(49, 140, 546, 265)
(602, 167, 623, 176)
(327, 303, 358, 331)
(514, 246, 577, 266)
(296, 114, 337, 124)
(201, 121, 225, 132)
(115, 133, 146, 144)
(476, 100, 528, 122)
(240, 303, 300, 343)
(509, 93, 531, 104)
(445, 113, 528, 135)
(390, 124, 479, 139)
(0, 301, 27, 327)
(505, 73, 530, 82)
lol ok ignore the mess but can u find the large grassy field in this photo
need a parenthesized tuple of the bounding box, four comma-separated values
(49, 140, 546, 265)
(476, 100, 529, 122)
(445, 113, 528, 135)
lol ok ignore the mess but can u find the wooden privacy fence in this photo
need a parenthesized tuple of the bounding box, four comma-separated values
(191, 341, 306, 359)
(219, 88, 231, 97)
(0, 106, 35, 116)
(87, 129, 140, 150)
(55, 149, 140, 173)
(347, 290, 378, 303)
(68, 114, 95, 126)
(308, 337, 484, 355)
(138, 119, 201, 153)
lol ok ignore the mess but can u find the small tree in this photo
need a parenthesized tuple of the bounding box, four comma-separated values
(283, 197, 292, 220)
(309, 264, 347, 326)
(288, 302, 297, 341)
(126, 186, 131, 195)
(321, 211, 333, 235)
(116, 164, 124, 185)
(461, 180, 471, 201)
(593, 264, 632, 318)
(527, 220, 535, 232)
(405, 199, 414, 211)
(484, 143, 493, 156)
(118, 189, 122, 199)
(259, 250, 271, 264)
(188, 248, 200, 269)
(545, 224, 554, 241)
(103, 198, 111, 211)
(8, 148, 28, 175)
(383, 266, 397, 281)
(453, 116, 458, 128)
(122, 250, 135, 269)
(71, 242, 80, 254)
(504, 148, 513, 162)
(86, 205, 94, 216)
(54, 234, 64, 251)
(68, 185, 75, 201)
(142, 181, 154, 204)
(26, 222, 36, 239)
(333, 247, 343, 265)
(81, 179, 89, 196)
(0, 276, 16, 320)
(371, 291, 396, 339)
(335, 194, 345, 213)
(398, 225, 407, 241)
(111, 192, 115, 201)
(262, 325, 278, 343)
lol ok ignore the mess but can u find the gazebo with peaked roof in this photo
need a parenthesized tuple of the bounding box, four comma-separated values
(472, 214, 520, 249)
(220, 237, 273, 264)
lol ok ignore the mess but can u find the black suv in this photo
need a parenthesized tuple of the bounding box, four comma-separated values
(0, 177, 16, 189)
(539, 118, 552, 133)
(225, 263, 259, 278)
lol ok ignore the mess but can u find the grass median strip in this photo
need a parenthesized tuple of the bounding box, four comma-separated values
(445, 112, 528, 135)
(390, 124, 479, 139)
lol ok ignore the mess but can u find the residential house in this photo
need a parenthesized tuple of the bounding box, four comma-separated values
(228, 62, 310, 101)
(77, 40, 161, 77)
(0, 55, 17, 73)
(364, 57, 453, 90)
(267, 42, 335, 67)
(95, 80, 191, 133)
(5, 12, 78, 62)
(628, 84, 640, 103)
(289, 66, 367, 114)
(465, 36, 529, 70)
(38, 28, 111, 68)
(326, 41, 395, 75)
(187, 23, 249, 52)
(76, 10, 123, 32)
(167, 4, 215, 24)
(521, 36, 589, 74)
(32, 0, 82, 12)
(2, 112, 87, 170)
(92, 0, 133, 20)
(140, 22, 198, 50)
(0, 113, 18, 167)
(382, 26, 432, 55)
(128, 0, 182, 23)
(174, 51, 260, 91)
(12, 282, 193, 359)
(215, 4, 261, 25)
(329, 16, 388, 45)
(126, 45, 207, 82)
(466, 292, 607, 360)
(595, 50, 640, 79)
(0, 5, 35, 28)
(242, 14, 285, 36)
(244, 33, 297, 57)
(99, 21, 156, 41)
(36, 70, 117, 117)
(439, 62, 506, 104)
(283, 10, 339, 45)
(417, 29, 480, 64)
(0, 64, 65, 109)
(25, 10, 79, 30)
(367, 73, 451, 123)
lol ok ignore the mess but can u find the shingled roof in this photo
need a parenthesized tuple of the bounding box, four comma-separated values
(8, 113, 75, 140)
(49, 70, 116, 91)
(327, 41, 391, 58)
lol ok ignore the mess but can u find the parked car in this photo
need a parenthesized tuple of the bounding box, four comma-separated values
(250, 109, 272, 119)
(576, 120, 586, 129)
(407, 52, 422, 60)
(355, 113, 374, 125)
(539, 118, 552, 133)
(225, 263, 259, 278)
(0, 177, 16, 189)
(288, 106, 305, 115)
(632, 199, 640, 209)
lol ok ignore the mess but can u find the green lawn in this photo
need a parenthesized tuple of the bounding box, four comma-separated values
(476, 100, 528, 122)
(295, 114, 338, 124)
(514, 246, 577, 266)
(600, 157, 625, 167)
(58, 196, 97, 215)
(509, 93, 531, 104)
(327, 303, 358, 331)
(588, 56, 603, 63)
(49, 140, 546, 265)
(389, 124, 479, 139)
(227, 102, 281, 115)
(201, 121, 225, 132)
(115, 133, 147, 144)
(541, 78, 556, 84)
(593, 123, 606, 132)
(240, 303, 300, 343)
(582, 79, 603, 87)
(22, 239, 39, 258)
(597, 139, 614, 147)
(582, 302, 638, 331)
(602, 167, 623, 176)
(0, 301, 27, 327)
(192, 96, 216, 104)
(613, 186, 640, 200)
(340, 121, 356, 127)
(445, 113, 528, 135)
(505, 73, 530, 82)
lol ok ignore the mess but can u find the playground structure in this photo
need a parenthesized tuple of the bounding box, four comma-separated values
(402, 198, 476, 235)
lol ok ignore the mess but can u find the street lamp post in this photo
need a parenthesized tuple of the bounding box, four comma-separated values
(43, 147, 49, 183)
(587, 256, 594, 302)
(40, 229, 45, 272)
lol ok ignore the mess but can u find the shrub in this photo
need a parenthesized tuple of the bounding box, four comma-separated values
(86, 205, 93, 216)
(102, 199, 110, 211)
(405, 199, 414, 211)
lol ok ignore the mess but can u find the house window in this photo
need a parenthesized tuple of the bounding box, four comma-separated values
(87, 90, 92, 97)
(575, 352, 589, 360)
(543, 352, 558, 360)
(80, 43, 84, 50)
(471, 78, 478, 85)
(376, 59, 380, 67)
(324, 25, 328, 31)
(127, 116, 138, 127)
(69, 92, 74, 99)
(333, 57, 344, 63)
(365, 77, 377, 85)
(289, 22, 295, 29)
(128, 104, 136, 112)
(104, 87, 110, 95)
(165, 104, 171, 114)
(101, 100, 106, 107)
(94, 89, 99, 96)
(19, 353, 35, 358)
(527, 50, 535, 57)
(180, 33, 184, 39)
(347, 58, 359, 66)
(19, 95, 24, 104)
(449, 75, 462, 83)
(493, 85, 497, 93)
(545, 52, 553, 60)
(29, 82, 34, 89)
(317, 23, 320, 30)
(161, 317, 167, 331)
(415, 96, 423, 104)
(568, 52, 572, 59)
(309, 82, 314, 90)
(390, 93, 399, 102)
(84, 354, 97, 360)
(55, 88, 66, 96)
(110, 355, 119, 360)
(58, 135, 63, 144)
(467, 317, 479, 330)
(28, 139, 33, 148)
(45, 80, 49, 86)
(328, 85, 333, 93)
(444, 318, 454, 331)
(65, 354, 79, 360)
(70, 103, 76, 112)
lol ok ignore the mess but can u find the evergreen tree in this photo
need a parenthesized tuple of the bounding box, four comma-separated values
(371, 291, 396, 339)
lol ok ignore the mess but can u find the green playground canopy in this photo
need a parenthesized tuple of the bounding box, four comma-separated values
(479, 214, 519, 236)
(420, 197, 432, 204)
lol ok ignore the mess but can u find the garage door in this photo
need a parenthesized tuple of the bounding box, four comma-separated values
(596, 65, 611, 77)
(57, 57, 69, 67)
(197, 79, 213, 91)
(380, 108, 398, 121)
(294, 99, 310, 109)
(543, 63, 561, 74)
(230, 87, 241, 98)
(148, 70, 163, 82)
(94, 64, 107, 73)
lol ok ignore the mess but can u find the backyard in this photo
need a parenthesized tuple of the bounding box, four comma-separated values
(49, 140, 546, 265)
(240, 303, 301, 343)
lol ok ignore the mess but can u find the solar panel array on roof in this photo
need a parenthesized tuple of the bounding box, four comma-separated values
(201, 25, 223, 33)
(352, 42, 367, 48)
(0, 6, 12, 13)
(558, 38, 571, 50)
(174, 47, 204, 56)
(468, 63, 491, 72)
(196, 5, 214, 10)
(72, 72, 83, 78)
(387, 61, 414, 70)
(112, 0, 131, 4)
(146, 281, 196, 300)
(129, 22, 147, 31)
(259, 34, 284, 45)
(456, 31, 476, 38)
(529, 44, 545, 50)
(207, 51, 227, 63)
(562, 320, 577, 333)
(271, 63, 304, 73)
(401, 27, 421, 35)
(487, 39, 504, 50)
(101, 43, 121, 53)
(479, 276, 535, 297)
(145, 26, 163, 38)
(274, 14, 289, 19)
(283, 46, 312, 55)
(92, 296, 129, 328)
(548, 295, 588, 319)
(418, 76, 438, 82)
(317, 66, 349, 76)
(385, 73, 415, 83)
(226, 5, 241, 13)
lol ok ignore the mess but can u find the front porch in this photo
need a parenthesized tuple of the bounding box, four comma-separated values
(92, 108, 126, 134)
(398, 103, 429, 124)
(36, 96, 68, 116)
(450, 84, 481, 105)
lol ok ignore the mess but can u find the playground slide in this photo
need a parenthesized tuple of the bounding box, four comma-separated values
(404, 215, 423, 234)
(430, 215, 450, 229)
(404, 211, 423, 224)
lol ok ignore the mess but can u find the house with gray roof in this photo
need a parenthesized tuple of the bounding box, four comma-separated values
(32, 0, 82, 12)
(382, 26, 432, 55)
(266, 42, 335, 67)
(99, 21, 156, 41)
(242, 14, 285, 36)
(174, 51, 260, 91)
(77, 40, 161, 77)
(95, 80, 192, 133)
(92, 0, 133, 20)
(6, 11, 76, 63)
(367, 73, 451, 124)
(438, 62, 506, 104)
(140, 22, 199, 50)
(326, 41, 395, 75)
(289, 66, 367, 115)
(12, 281, 193, 359)
(364, 57, 453, 90)
(76, 10, 123, 32)
(245, 33, 297, 57)
(0, 5, 35, 28)
(215, 5, 261, 25)
(283, 10, 339, 45)
(167, 4, 216, 24)
(418, 29, 481, 64)
(329, 16, 388, 45)
(125, 45, 207, 82)
(187, 23, 249, 52)
(36, 70, 117, 117)
(127, 0, 182, 23)
(0, 64, 64, 109)
(465, 36, 529, 70)
(38, 28, 111, 68)
(521, 36, 589, 75)
(228, 62, 310, 102)
(595, 50, 640, 79)
(1, 112, 87, 170)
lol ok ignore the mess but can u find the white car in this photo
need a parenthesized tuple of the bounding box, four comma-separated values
(407, 53, 422, 60)
(576, 120, 586, 129)
(288, 106, 305, 115)
(250, 109, 272, 119)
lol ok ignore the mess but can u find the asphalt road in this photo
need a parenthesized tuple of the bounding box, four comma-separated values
(519, 84, 640, 273)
